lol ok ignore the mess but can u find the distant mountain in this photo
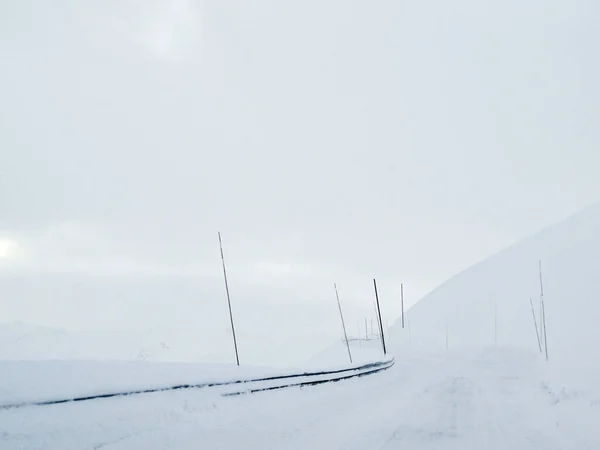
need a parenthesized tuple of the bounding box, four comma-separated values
(0, 321, 177, 362)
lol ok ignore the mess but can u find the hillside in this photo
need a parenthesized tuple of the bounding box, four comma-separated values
(389, 201, 600, 383)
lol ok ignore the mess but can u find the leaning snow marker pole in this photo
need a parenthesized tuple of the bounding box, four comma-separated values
(373, 278, 387, 356)
(539, 297, 544, 349)
(373, 302, 381, 338)
(539, 260, 549, 361)
(529, 297, 542, 353)
(218, 232, 240, 366)
(401, 283, 405, 329)
(334, 283, 352, 364)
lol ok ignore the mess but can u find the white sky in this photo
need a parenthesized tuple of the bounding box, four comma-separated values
(1, 0, 599, 365)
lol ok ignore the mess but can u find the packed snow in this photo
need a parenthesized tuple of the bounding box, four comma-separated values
(1, 347, 599, 449)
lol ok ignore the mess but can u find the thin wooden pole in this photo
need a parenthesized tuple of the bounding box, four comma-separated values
(373, 302, 381, 338)
(539, 260, 548, 361)
(539, 297, 544, 349)
(218, 232, 240, 366)
(334, 283, 352, 364)
(373, 278, 387, 356)
(541, 301, 548, 361)
(529, 297, 542, 353)
(401, 283, 405, 328)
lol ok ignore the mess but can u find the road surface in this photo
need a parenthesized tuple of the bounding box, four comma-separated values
(1, 347, 598, 449)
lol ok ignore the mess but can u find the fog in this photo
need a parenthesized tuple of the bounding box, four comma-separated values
(1, 0, 599, 365)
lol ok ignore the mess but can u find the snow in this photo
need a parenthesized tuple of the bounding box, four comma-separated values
(0, 360, 269, 406)
(1, 347, 599, 449)
(3, 201, 600, 448)
(0, 277, 349, 367)
(388, 201, 600, 383)
(305, 339, 384, 368)
(0, 353, 389, 407)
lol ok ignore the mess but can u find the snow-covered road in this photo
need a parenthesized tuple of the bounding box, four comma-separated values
(2, 347, 599, 449)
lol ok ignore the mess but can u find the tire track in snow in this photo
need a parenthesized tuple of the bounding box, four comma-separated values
(0, 359, 393, 410)
(223, 359, 395, 396)
(70, 360, 396, 450)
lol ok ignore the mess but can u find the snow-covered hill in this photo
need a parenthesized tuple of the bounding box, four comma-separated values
(389, 201, 600, 384)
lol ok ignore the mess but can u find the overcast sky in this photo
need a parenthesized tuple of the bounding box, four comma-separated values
(1, 0, 599, 364)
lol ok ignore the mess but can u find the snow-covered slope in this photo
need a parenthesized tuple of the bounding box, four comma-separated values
(389, 202, 600, 382)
